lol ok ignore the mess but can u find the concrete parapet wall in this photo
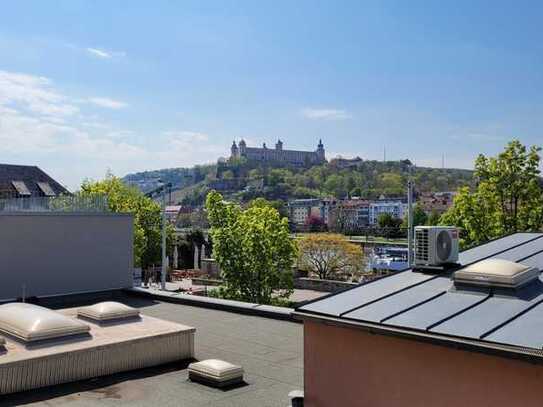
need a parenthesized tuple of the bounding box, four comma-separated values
(294, 277, 357, 293)
(0, 212, 133, 301)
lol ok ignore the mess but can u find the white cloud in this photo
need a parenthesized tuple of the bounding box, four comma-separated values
(0, 69, 226, 189)
(87, 48, 110, 58)
(301, 108, 351, 120)
(86, 47, 126, 59)
(161, 131, 224, 158)
(88, 97, 127, 109)
(0, 70, 79, 116)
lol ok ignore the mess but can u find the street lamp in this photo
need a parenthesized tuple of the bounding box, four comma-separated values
(406, 163, 415, 267)
(157, 180, 172, 291)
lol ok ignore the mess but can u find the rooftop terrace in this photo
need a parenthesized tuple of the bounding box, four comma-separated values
(1, 295, 303, 407)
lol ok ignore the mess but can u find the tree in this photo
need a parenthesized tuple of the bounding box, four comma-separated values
(222, 170, 235, 180)
(206, 190, 297, 304)
(328, 205, 349, 234)
(248, 198, 288, 219)
(401, 204, 428, 228)
(377, 212, 403, 238)
(305, 214, 326, 232)
(441, 140, 543, 247)
(298, 233, 364, 281)
(248, 168, 262, 179)
(377, 212, 401, 228)
(79, 174, 174, 268)
(426, 210, 441, 226)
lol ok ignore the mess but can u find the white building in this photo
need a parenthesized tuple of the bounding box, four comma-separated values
(288, 199, 324, 225)
(369, 199, 408, 225)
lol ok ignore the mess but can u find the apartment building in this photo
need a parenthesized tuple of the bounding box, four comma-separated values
(369, 199, 407, 225)
(287, 199, 324, 225)
(418, 191, 456, 214)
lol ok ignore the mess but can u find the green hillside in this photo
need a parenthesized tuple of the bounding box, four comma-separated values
(122, 163, 216, 194)
(124, 158, 473, 206)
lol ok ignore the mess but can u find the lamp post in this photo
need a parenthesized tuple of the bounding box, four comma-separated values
(407, 179, 414, 267)
(159, 180, 171, 291)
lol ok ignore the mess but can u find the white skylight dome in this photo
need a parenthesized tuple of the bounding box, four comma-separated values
(0, 303, 90, 342)
(454, 259, 540, 289)
(77, 302, 140, 322)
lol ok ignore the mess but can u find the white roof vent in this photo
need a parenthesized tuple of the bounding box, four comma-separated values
(454, 259, 540, 289)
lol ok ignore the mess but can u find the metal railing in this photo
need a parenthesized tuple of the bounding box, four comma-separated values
(0, 195, 109, 213)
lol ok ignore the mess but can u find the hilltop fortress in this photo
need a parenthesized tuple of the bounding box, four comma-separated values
(230, 139, 326, 167)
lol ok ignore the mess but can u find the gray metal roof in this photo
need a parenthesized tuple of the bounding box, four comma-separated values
(296, 232, 543, 355)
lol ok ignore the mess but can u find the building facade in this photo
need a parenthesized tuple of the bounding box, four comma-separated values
(328, 199, 370, 231)
(369, 199, 408, 225)
(418, 191, 456, 215)
(231, 139, 326, 167)
(288, 199, 324, 225)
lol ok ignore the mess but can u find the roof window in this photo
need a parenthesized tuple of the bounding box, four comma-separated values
(11, 181, 31, 196)
(454, 259, 540, 289)
(37, 182, 56, 196)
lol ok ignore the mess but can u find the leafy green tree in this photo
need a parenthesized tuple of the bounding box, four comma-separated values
(377, 212, 403, 238)
(206, 191, 297, 304)
(440, 186, 501, 247)
(324, 174, 347, 197)
(426, 210, 441, 226)
(222, 170, 235, 180)
(378, 212, 397, 228)
(248, 168, 262, 179)
(378, 172, 404, 195)
(268, 168, 291, 187)
(401, 204, 428, 228)
(441, 140, 543, 247)
(249, 198, 288, 219)
(80, 174, 174, 268)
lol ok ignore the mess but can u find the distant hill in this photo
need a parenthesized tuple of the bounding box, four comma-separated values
(123, 163, 217, 194)
(123, 158, 474, 206)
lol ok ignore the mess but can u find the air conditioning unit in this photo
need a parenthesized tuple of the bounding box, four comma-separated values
(414, 226, 459, 268)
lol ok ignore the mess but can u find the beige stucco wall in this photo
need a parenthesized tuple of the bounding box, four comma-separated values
(0, 213, 133, 301)
(304, 320, 543, 407)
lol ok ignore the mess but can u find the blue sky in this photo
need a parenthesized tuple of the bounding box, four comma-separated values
(1, 1, 542, 189)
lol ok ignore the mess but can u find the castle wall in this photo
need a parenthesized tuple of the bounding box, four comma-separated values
(240, 147, 324, 166)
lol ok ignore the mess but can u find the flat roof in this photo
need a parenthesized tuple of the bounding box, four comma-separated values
(2, 295, 302, 406)
(295, 232, 543, 360)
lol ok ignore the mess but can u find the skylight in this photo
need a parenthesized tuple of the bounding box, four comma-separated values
(454, 259, 540, 289)
(37, 182, 56, 196)
(11, 181, 31, 196)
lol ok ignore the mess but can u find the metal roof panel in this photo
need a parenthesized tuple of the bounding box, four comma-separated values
(298, 271, 434, 317)
(485, 301, 543, 348)
(384, 291, 488, 331)
(459, 233, 542, 265)
(432, 290, 543, 339)
(343, 277, 452, 323)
